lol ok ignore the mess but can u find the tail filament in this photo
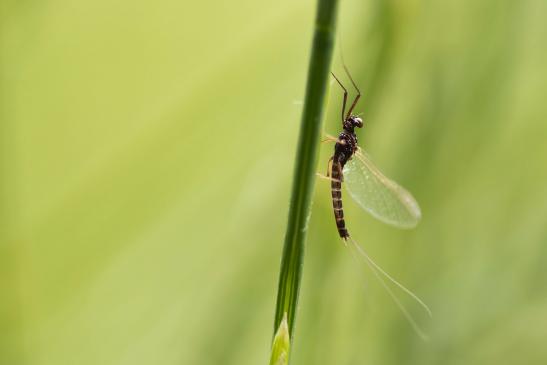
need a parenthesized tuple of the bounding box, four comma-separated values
(347, 236, 432, 341)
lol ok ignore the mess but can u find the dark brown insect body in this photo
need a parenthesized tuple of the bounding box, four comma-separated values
(330, 117, 363, 239)
(329, 71, 363, 239)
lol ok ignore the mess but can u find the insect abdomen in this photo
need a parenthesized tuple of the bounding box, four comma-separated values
(331, 161, 349, 239)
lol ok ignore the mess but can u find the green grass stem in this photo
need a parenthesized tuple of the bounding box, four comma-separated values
(272, 0, 339, 352)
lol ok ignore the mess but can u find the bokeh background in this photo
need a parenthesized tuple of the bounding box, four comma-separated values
(2, 0, 547, 364)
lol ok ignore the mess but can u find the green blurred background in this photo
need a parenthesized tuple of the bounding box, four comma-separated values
(2, 0, 547, 364)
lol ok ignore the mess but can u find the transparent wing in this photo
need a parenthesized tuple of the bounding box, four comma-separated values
(343, 149, 421, 228)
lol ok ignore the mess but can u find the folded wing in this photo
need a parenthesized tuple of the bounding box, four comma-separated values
(343, 149, 421, 229)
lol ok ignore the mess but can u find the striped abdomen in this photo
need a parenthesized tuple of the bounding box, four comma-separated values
(331, 160, 349, 239)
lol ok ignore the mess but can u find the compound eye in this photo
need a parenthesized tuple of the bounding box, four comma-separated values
(354, 117, 363, 127)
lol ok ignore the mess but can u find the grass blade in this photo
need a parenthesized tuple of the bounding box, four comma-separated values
(272, 0, 339, 358)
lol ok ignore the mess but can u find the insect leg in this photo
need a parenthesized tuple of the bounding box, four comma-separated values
(322, 133, 341, 144)
(316, 173, 341, 183)
(326, 157, 333, 177)
(331, 72, 348, 123)
(343, 65, 361, 119)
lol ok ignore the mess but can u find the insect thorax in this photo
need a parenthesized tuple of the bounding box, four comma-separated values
(335, 131, 358, 167)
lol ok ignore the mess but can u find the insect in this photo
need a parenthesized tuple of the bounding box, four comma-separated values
(327, 68, 422, 239)
(321, 70, 429, 339)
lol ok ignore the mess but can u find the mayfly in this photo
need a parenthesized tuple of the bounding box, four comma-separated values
(323, 67, 430, 339)
(326, 69, 421, 239)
